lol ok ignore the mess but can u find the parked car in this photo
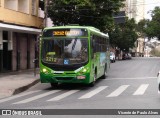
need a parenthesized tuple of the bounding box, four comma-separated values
(122, 53, 126, 60)
(110, 52, 116, 63)
(122, 53, 132, 60)
(126, 53, 132, 59)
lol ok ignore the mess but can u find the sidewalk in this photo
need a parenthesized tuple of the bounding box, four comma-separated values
(0, 69, 40, 99)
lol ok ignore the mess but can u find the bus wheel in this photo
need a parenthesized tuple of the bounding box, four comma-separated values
(51, 83, 59, 88)
(89, 81, 95, 87)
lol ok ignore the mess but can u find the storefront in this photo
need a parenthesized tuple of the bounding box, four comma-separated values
(0, 23, 41, 72)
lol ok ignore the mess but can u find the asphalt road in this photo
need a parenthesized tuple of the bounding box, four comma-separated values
(1, 57, 160, 117)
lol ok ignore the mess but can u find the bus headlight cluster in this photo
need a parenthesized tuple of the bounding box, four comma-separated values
(81, 67, 89, 73)
(82, 68, 87, 73)
(42, 68, 48, 74)
(77, 67, 88, 79)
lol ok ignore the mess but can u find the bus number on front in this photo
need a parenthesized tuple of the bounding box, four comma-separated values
(46, 57, 56, 62)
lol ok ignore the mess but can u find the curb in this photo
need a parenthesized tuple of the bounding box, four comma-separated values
(13, 79, 40, 95)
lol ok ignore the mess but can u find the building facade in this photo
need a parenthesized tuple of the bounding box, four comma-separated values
(126, 0, 145, 22)
(0, 0, 43, 72)
(125, 0, 145, 56)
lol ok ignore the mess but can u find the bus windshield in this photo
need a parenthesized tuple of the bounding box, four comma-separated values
(42, 38, 88, 65)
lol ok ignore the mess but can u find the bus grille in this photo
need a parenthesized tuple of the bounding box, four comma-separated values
(51, 66, 79, 71)
(56, 77, 74, 80)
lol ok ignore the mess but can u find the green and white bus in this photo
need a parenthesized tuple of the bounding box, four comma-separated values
(40, 25, 110, 87)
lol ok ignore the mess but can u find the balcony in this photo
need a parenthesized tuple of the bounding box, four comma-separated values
(0, 0, 43, 28)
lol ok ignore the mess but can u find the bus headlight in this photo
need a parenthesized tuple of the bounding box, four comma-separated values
(81, 67, 89, 73)
(82, 68, 87, 73)
(42, 68, 48, 73)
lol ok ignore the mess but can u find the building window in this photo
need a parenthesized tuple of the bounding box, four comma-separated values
(32, 0, 37, 15)
(18, 0, 29, 14)
(4, 0, 18, 11)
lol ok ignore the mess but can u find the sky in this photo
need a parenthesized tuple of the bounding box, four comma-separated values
(145, 0, 160, 19)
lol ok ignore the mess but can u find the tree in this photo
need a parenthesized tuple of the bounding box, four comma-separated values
(145, 7, 160, 40)
(109, 18, 138, 51)
(136, 19, 149, 37)
(47, 0, 125, 32)
(150, 49, 160, 57)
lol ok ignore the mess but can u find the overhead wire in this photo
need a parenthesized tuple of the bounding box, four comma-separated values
(50, 2, 160, 8)
(49, 1, 160, 20)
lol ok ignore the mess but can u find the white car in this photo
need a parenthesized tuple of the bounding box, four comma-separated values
(110, 52, 116, 63)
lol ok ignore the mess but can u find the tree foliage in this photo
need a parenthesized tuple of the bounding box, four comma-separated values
(145, 7, 160, 40)
(47, 0, 139, 51)
(48, 0, 125, 32)
(136, 19, 149, 38)
(109, 18, 138, 51)
(150, 48, 160, 57)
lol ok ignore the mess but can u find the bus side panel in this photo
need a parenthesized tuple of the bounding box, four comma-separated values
(99, 52, 108, 77)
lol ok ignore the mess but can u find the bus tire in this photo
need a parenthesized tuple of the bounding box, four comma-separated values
(89, 81, 95, 87)
(51, 83, 59, 88)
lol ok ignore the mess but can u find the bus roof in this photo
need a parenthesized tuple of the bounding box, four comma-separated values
(43, 25, 109, 38)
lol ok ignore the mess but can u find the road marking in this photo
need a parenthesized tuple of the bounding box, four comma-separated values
(133, 84, 149, 95)
(79, 86, 108, 99)
(0, 90, 41, 104)
(13, 90, 60, 104)
(105, 77, 156, 80)
(47, 90, 79, 101)
(107, 85, 129, 97)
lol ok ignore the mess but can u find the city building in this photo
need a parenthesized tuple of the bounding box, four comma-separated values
(0, 0, 43, 72)
(125, 0, 145, 56)
(126, 0, 145, 22)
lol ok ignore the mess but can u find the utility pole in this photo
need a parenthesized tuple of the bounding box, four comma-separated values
(44, 0, 48, 27)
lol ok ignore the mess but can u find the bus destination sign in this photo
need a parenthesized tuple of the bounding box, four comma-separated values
(43, 29, 88, 37)
(53, 30, 81, 36)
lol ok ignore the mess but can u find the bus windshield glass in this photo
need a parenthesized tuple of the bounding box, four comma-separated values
(41, 38, 88, 65)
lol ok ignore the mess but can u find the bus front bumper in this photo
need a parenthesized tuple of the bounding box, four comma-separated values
(40, 73, 90, 84)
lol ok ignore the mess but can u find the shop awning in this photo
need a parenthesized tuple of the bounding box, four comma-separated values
(0, 23, 42, 34)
